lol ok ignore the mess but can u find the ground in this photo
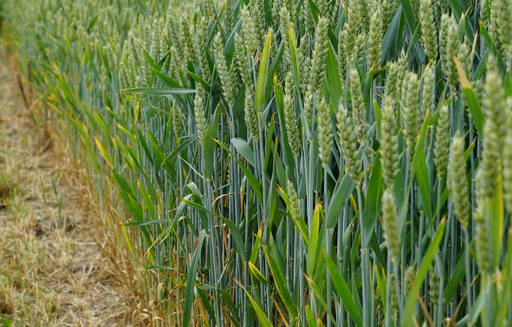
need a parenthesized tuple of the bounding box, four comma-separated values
(0, 44, 139, 326)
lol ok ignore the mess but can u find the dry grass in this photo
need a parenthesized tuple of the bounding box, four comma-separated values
(0, 46, 140, 326)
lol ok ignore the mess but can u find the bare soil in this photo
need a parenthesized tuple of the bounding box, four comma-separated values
(0, 45, 139, 326)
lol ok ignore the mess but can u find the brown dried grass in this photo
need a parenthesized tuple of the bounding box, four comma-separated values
(0, 44, 142, 326)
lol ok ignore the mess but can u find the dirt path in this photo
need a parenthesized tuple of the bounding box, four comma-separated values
(0, 46, 136, 326)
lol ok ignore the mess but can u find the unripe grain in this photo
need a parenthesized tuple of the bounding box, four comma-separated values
(420, 0, 438, 62)
(382, 187, 400, 265)
(279, 7, 292, 69)
(244, 80, 259, 142)
(194, 85, 207, 143)
(171, 101, 181, 143)
(214, 33, 237, 107)
(234, 34, 252, 87)
(448, 131, 470, 228)
(368, 8, 383, 70)
(428, 265, 440, 305)
(318, 98, 333, 169)
(337, 103, 360, 183)
(349, 67, 367, 147)
(440, 13, 458, 88)
(287, 180, 302, 222)
(434, 105, 450, 180)
(308, 17, 330, 96)
(495, 0, 512, 64)
(480, 56, 507, 198)
(179, 14, 197, 66)
(284, 72, 301, 159)
(473, 200, 491, 273)
(241, 8, 260, 58)
(380, 97, 399, 187)
(400, 72, 421, 155)
(195, 17, 211, 82)
(422, 66, 435, 118)
(298, 35, 311, 88)
(338, 27, 349, 87)
(385, 62, 400, 107)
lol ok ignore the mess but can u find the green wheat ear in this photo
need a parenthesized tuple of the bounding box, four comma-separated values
(279, 6, 292, 70)
(179, 13, 196, 67)
(380, 97, 398, 188)
(309, 16, 330, 94)
(195, 17, 211, 82)
(194, 85, 207, 144)
(420, 0, 438, 63)
(286, 179, 302, 223)
(368, 7, 383, 70)
(318, 97, 333, 170)
(404, 265, 417, 295)
(349, 66, 367, 147)
(338, 27, 349, 87)
(473, 192, 491, 273)
(448, 131, 470, 228)
(241, 7, 260, 59)
(400, 71, 421, 157)
(233, 31, 259, 142)
(234, 34, 251, 87)
(171, 101, 181, 145)
(503, 100, 512, 212)
(428, 265, 440, 305)
(385, 62, 400, 107)
(298, 35, 311, 87)
(381, 187, 400, 266)
(304, 16, 329, 127)
(336, 103, 360, 184)
(395, 50, 408, 101)
(495, 0, 512, 65)
(422, 66, 435, 118)
(284, 72, 300, 159)
(480, 55, 507, 198)
(440, 13, 458, 88)
(434, 105, 450, 180)
(213, 33, 237, 108)
(347, 0, 368, 35)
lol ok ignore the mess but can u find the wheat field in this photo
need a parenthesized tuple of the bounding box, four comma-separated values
(2, 0, 512, 326)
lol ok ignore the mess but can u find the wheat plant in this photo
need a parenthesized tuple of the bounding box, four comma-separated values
(2, 0, 512, 326)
